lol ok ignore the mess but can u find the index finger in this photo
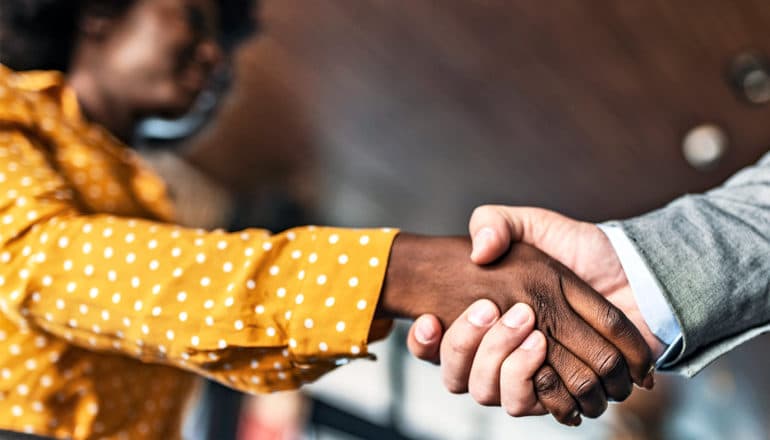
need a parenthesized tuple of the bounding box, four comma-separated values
(440, 299, 500, 393)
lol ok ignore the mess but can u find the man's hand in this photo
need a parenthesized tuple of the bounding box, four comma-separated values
(380, 234, 653, 423)
(467, 205, 663, 357)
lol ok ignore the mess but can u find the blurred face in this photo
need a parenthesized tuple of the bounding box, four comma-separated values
(90, 0, 223, 118)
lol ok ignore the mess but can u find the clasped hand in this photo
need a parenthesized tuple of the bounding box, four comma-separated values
(405, 206, 655, 426)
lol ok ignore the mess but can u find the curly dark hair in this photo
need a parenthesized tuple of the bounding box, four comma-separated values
(0, 0, 257, 72)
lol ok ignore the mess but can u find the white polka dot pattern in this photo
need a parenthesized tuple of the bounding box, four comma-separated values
(0, 66, 399, 440)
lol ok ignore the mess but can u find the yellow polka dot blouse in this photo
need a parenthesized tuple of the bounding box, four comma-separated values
(0, 65, 398, 439)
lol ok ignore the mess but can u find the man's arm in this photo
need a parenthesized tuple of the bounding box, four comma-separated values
(413, 150, 770, 405)
(619, 151, 770, 376)
(449, 149, 770, 378)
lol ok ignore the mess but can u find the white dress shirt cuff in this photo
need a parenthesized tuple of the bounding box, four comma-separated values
(597, 224, 682, 355)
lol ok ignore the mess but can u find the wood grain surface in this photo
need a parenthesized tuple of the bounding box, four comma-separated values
(189, 0, 770, 226)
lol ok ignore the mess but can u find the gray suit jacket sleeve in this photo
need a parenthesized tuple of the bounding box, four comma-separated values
(618, 151, 770, 377)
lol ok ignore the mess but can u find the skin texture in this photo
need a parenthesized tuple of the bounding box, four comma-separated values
(407, 206, 659, 425)
(67, 0, 223, 140)
(465, 206, 663, 357)
(50, 1, 655, 424)
(380, 233, 653, 424)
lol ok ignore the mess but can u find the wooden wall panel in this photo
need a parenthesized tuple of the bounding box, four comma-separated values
(189, 0, 770, 227)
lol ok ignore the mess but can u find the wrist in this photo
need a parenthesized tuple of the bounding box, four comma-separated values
(377, 233, 497, 324)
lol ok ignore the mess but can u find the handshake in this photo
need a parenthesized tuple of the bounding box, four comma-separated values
(378, 205, 662, 426)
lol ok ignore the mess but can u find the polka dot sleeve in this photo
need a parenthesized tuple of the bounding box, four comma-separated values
(0, 136, 398, 393)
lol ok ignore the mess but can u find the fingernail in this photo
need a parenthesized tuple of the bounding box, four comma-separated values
(502, 303, 530, 328)
(467, 300, 498, 327)
(471, 227, 496, 260)
(563, 409, 581, 426)
(643, 366, 655, 389)
(414, 319, 437, 345)
(520, 332, 540, 350)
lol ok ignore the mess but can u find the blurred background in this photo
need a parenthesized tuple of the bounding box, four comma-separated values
(10, 0, 770, 438)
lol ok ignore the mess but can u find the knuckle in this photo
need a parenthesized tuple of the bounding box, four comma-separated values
(470, 205, 502, 230)
(524, 278, 568, 337)
(442, 376, 468, 395)
(570, 373, 606, 418)
(504, 402, 528, 418)
(600, 306, 628, 339)
(530, 288, 550, 313)
(484, 331, 517, 355)
(469, 386, 499, 406)
(594, 348, 633, 401)
(527, 286, 554, 323)
(568, 374, 599, 401)
(545, 257, 566, 273)
(471, 205, 493, 219)
(595, 349, 624, 378)
(446, 335, 477, 358)
(533, 368, 561, 395)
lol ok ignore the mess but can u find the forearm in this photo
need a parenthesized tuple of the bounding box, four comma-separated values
(620, 151, 770, 375)
(5, 215, 397, 391)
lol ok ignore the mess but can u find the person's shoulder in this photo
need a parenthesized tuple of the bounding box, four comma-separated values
(0, 64, 35, 126)
(0, 64, 18, 96)
(0, 64, 67, 95)
(0, 64, 72, 127)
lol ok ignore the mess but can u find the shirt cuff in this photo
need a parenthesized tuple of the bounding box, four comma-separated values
(597, 224, 682, 361)
(658, 334, 684, 368)
(285, 227, 399, 362)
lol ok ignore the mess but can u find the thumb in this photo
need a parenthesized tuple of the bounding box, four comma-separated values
(469, 205, 513, 264)
(470, 205, 570, 264)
